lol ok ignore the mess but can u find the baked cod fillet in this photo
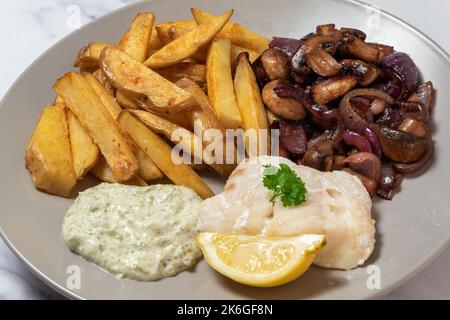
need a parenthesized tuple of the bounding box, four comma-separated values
(197, 156, 375, 270)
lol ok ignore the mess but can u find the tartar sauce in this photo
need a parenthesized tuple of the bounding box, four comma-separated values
(62, 183, 203, 281)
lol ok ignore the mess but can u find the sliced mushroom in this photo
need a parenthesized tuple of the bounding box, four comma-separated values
(312, 75, 357, 104)
(316, 24, 337, 36)
(302, 140, 339, 171)
(342, 168, 377, 197)
(262, 80, 307, 120)
(339, 27, 366, 40)
(378, 126, 429, 163)
(367, 43, 394, 60)
(344, 35, 380, 64)
(340, 59, 380, 86)
(260, 48, 290, 81)
(408, 81, 434, 113)
(398, 117, 427, 137)
(343, 152, 381, 182)
(279, 120, 307, 155)
(305, 47, 342, 77)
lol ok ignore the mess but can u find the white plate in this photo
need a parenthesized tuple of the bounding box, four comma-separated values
(1, 0, 450, 299)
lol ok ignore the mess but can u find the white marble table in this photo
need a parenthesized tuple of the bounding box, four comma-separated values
(1, 0, 449, 300)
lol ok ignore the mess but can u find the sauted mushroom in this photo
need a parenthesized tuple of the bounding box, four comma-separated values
(254, 23, 436, 200)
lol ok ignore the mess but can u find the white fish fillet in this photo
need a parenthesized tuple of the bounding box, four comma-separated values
(197, 156, 375, 270)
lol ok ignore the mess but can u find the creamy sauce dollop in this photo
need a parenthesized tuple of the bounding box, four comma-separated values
(62, 183, 203, 281)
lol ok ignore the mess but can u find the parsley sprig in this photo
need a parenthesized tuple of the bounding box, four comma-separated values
(263, 164, 307, 207)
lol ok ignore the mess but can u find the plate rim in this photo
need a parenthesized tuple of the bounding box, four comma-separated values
(1, 0, 450, 300)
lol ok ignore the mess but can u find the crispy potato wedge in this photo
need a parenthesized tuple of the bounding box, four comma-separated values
(156, 62, 206, 86)
(118, 111, 214, 199)
(25, 104, 76, 197)
(83, 73, 163, 181)
(67, 109, 100, 179)
(100, 47, 197, 114)
(129, 109, 204, 163)
(74, 42, 116, 68)
(115, 90, 140, 110)
(119, 12, 155, 62)
(206, 37, 242, 129)
(148, 25, 163, 51)
(90, 155, 148, 186)
(156, 20, 197, 45)
(92, 68, 115, 96)
(191, 8, 269, 54)
(54, 72, 138, 182)
(176, 78, 236, 177)
(144, 10, 233, 69)
(83, 72, 122, 119)
(230, 44, 259, 63)
(234, 53, 270, 156)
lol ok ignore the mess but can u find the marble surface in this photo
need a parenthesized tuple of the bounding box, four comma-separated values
(0, 0, 449, 300)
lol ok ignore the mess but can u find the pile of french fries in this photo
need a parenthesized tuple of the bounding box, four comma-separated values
(25, 8, 271, 199)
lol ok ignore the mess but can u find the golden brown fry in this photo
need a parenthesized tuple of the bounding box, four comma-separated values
(115, 90, 140, 110)
(54, 72, 138, 182)
(118, 111, 214, 199)
(83, 72, 122, 119)
(90, 155, 148, 186)
(156, 20, 197, 45)
(206, 37, 242, 129)
(119, 12, 155, 62)
(144, 10, 233, 69)
(191, 8, 269, 54)
(230, 44, 259, 63)
(101, 47, 197, 114)
(176, 78, 236, 177)
(148, 25, 163, 51)
(25, 104, 76, 197)
(74, 42, 116, 68)
(234, 53, 270, 156)
(156, 62, 206, 86)
(92, 68, 115, 96)
(67, 109, 100, 179)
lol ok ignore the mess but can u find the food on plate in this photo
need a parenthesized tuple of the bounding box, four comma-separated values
(90, 156, 148, 186)
(191, 8, 270, 54)
(155, 62, 207, 88)
(63, 183, 203, 281)
(207, 37, 242, 129)
(54, 72, 138, 182)
(197, 156, 375, 270)
(197, 233, 326, 287)
(100, 47, 197, 114)
(155, 20, 197, 45)
(234, 52, 270, 156)
(144, 10, 233, 68)
(119, 12, 155, 62)
(74, 42, 116, 69)
(67, 110, 99, 179)
(118, 111, 214, 199)
(263, 24, 435, 200)
(25, 104, 77, 197)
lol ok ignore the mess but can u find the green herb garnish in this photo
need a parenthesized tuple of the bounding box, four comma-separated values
(263, 164, 307, 207)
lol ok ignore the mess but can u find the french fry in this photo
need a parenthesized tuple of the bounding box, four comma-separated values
(144, 10, 233, 69)
(67, 109, 100, 179)
(90, 155, 148, 186)
(148, 25, 163, 51)
(118, 111, 214, 199)
(54, 72, 138, 182)
(74, 42, 116, 68)
(115, 90, 140, 110)
(25, 104, 76, 197)
(156, 20, 197, 45)
(100, 47, 197, 114)
(234, 52, 270, 156)
(83, 72, 163, 181)
(176, 78, 236, 177)
(230, 44, 259, 63)
(92, 69, 115, 96)
(206, 37, 242, 129)
(156, 62, 206, 86)
(191, 8, 270, 54)
(54, 95, 65, 104)
(119, 12, 155, 62)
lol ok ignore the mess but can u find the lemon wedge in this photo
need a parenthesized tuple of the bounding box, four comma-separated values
(197, 233, 326, 287)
